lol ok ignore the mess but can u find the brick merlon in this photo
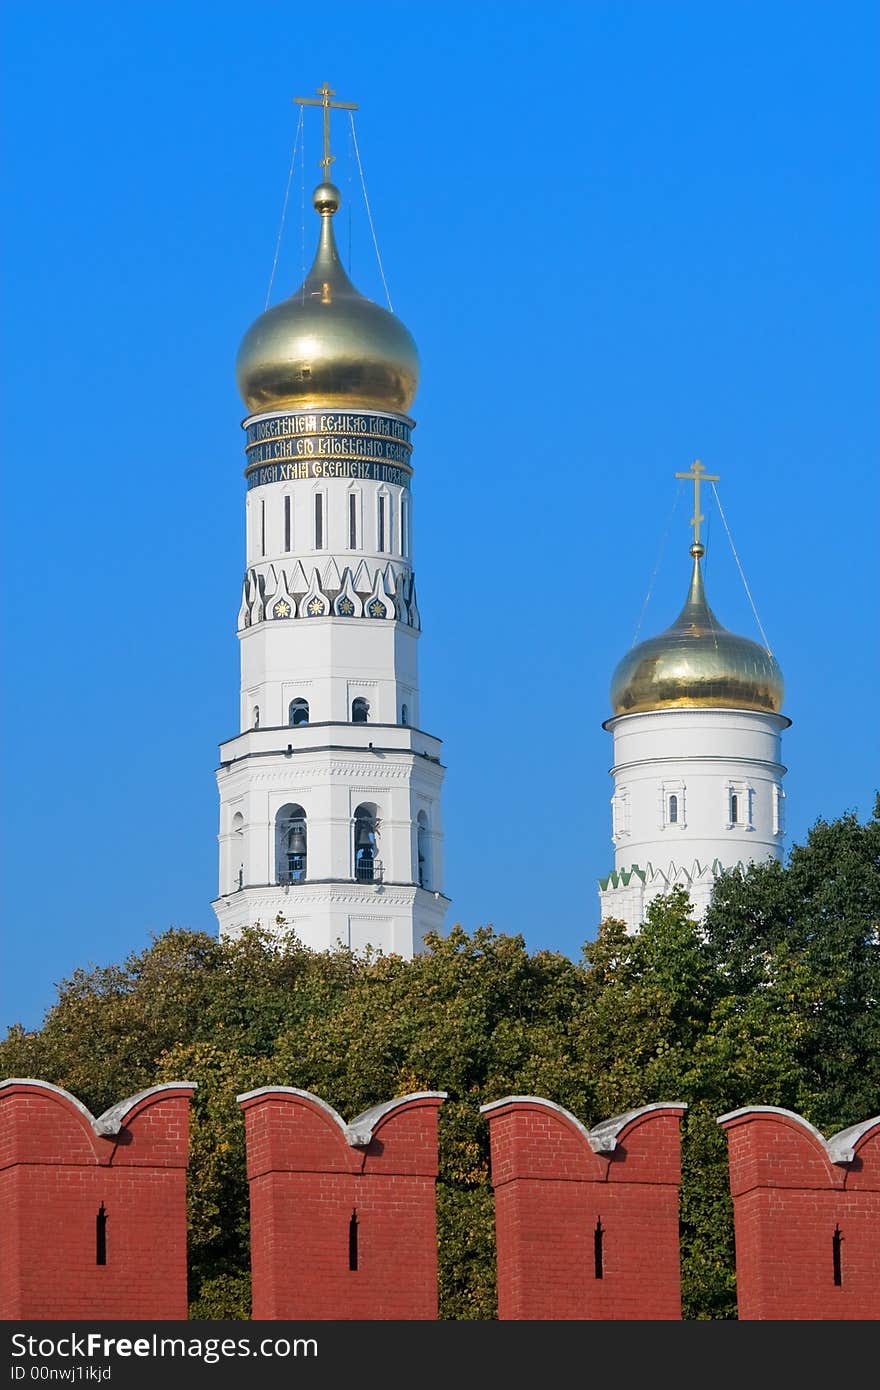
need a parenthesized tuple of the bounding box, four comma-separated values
(236, 1087, 447, 1148)
(717, 1106, 880, 1165)
(0, 1079, 198, 1138)
(479, 1097, 687, 1153)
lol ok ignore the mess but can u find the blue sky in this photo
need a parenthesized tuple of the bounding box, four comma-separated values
(2, 1, 878, 1032)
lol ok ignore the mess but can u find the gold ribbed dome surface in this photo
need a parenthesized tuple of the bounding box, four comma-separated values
(237, 182, 418, 416)
(610, 549, 784, 716)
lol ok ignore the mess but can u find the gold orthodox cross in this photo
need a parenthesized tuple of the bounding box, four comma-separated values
(675, 458, 719, 549)
(294, 82, 358, 181)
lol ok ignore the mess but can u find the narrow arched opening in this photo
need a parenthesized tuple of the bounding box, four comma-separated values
(275, 803, 307, 884)
(417, 810, 430, 889)
(353, 804, 379, 883)
(232, 811, 245, 891)
(289, 698, 310, 727)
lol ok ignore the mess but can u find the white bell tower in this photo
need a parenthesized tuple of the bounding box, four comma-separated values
(212, 87, 449, 955)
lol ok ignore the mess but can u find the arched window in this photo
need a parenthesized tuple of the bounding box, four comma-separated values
(252, 705, 260, 729)
(344, 492, 355, 550)
(668, 794, 678, 824)
(400, 494, 409, 558)
(612, 788, 630, 841)
(729, 792, 739, 824)
(275, 803, 307, 884)
(377, 492, 389, 552)
(400, 703, 408, 726)
(417, 811, 430, 889)
(352, 697, 370, 724)
(353, 804, 378, 883)
(289, 698, 309, 727)
(232, 812, 245, 891)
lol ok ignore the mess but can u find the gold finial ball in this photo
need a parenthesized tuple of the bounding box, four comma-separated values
(313, 182, 341, 214)
(690, 543, 705, 559)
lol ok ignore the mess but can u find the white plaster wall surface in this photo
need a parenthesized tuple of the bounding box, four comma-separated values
(599, 872, 715, 933)
(214, 882, 448, 955)
(599, 706, 789, 930)
(239, 618, 419, 728)
(246, 478, 411, 570)
(607, 708, 787, 873)
(217, 747, 443, 888)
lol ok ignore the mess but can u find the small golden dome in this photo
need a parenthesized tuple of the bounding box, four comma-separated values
(236, 182, 418, 416)
(610, 547, 784, 716)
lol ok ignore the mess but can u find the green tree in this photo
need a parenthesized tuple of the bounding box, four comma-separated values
(701, 796, 880, 1127)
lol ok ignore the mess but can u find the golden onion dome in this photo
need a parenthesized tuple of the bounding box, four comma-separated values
(610, 545, 784, 716)
(236, 181, 419, 416)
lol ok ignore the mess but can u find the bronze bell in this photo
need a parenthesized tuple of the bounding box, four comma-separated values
(355, 819, 374, 849)
(288, 823, 307, 856)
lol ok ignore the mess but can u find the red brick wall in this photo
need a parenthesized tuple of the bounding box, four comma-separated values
(0, 1080, 195, 1320)
(482, 1098, 686, 1320)
(238, 1087, 445, 1320)
(719, 1106, 880, 1320)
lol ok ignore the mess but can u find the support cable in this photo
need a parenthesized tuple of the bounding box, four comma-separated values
(710, 482, 773, 653)
(265, 106, 304, 310)
(299, 109, 307, 301)
(346, 118, 354, 273)
(631, 480, 684, 646)
(349, 111, 393, 311)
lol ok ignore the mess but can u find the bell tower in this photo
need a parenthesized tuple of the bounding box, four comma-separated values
(599, 463, 790, 930)
(212, 87, 449, 955)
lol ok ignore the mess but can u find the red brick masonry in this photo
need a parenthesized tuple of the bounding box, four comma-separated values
(0, 1078, 196, 1319)
(718, 1106, 880, 1320)
(238, 1087, 446, 1319)
(6, 1078, 877, 1322)
(481, 1097, 686, 1319)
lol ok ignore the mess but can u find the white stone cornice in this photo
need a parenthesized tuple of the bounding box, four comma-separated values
(0, 1079, 198, 1137)
(479, 1096, 686, 1153)
(235, 1087, 446, 1148)
(717, 1106, 880, 1166)
(215, 885, 421, 910)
